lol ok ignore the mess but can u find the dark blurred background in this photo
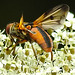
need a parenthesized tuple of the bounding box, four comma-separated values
(0, 0, 75, 31)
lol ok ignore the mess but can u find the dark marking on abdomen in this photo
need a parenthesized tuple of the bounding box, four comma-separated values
(36, 26, 51, 48)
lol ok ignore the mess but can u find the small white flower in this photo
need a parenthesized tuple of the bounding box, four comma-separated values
(62, 31, 68, 39)
(62, 73, 71, 75)
(36, 72, 42, 75)
(2, 60, 6, 65)
(11, 64, 16, 68)
(0, 41, 4, 46)
(69, 38, 75, 44)
(54, 36, 61, 41)
(64, 21, 71, 27)
(52, 66, 60, 72)
(72, 23, 75, 30)
(70, 69, 75, 75)
(0, 62, 3, 68)
(66, 12, 74, 21)
(52, 32, 57, 37)
(71, 59, 75, 67)
(0, 34, 6, 41)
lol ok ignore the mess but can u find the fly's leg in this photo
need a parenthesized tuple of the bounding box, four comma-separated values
(6, 39, 27, 56)
(31, 44, 37, 60)
(12, 39, 27, 55)
(51, 51, 54, 66)
(31, 44, 39, 66)
(51, 51, 53, 61)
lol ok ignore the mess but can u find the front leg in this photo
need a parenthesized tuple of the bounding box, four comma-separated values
(12, 39, 28, 55)
(6, 39, 27, 56)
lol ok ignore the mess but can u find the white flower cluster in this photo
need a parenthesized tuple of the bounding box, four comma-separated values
(0, 12, 75, 75)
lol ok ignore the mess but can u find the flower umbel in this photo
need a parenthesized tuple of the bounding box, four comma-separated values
(0, 12, 75, 75)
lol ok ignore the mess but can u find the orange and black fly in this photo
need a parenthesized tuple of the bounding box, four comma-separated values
(6, 4, 69, 60)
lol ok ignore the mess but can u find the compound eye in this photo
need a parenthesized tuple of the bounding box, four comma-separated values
(6, 23, 13, 34)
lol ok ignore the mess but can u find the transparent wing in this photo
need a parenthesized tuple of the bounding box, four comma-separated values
(33, 4, 69, 30)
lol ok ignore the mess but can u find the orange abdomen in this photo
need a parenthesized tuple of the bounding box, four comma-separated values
(29, 26, 53, 52)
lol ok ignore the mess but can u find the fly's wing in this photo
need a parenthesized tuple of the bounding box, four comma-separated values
(33, 4, 69, 30)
